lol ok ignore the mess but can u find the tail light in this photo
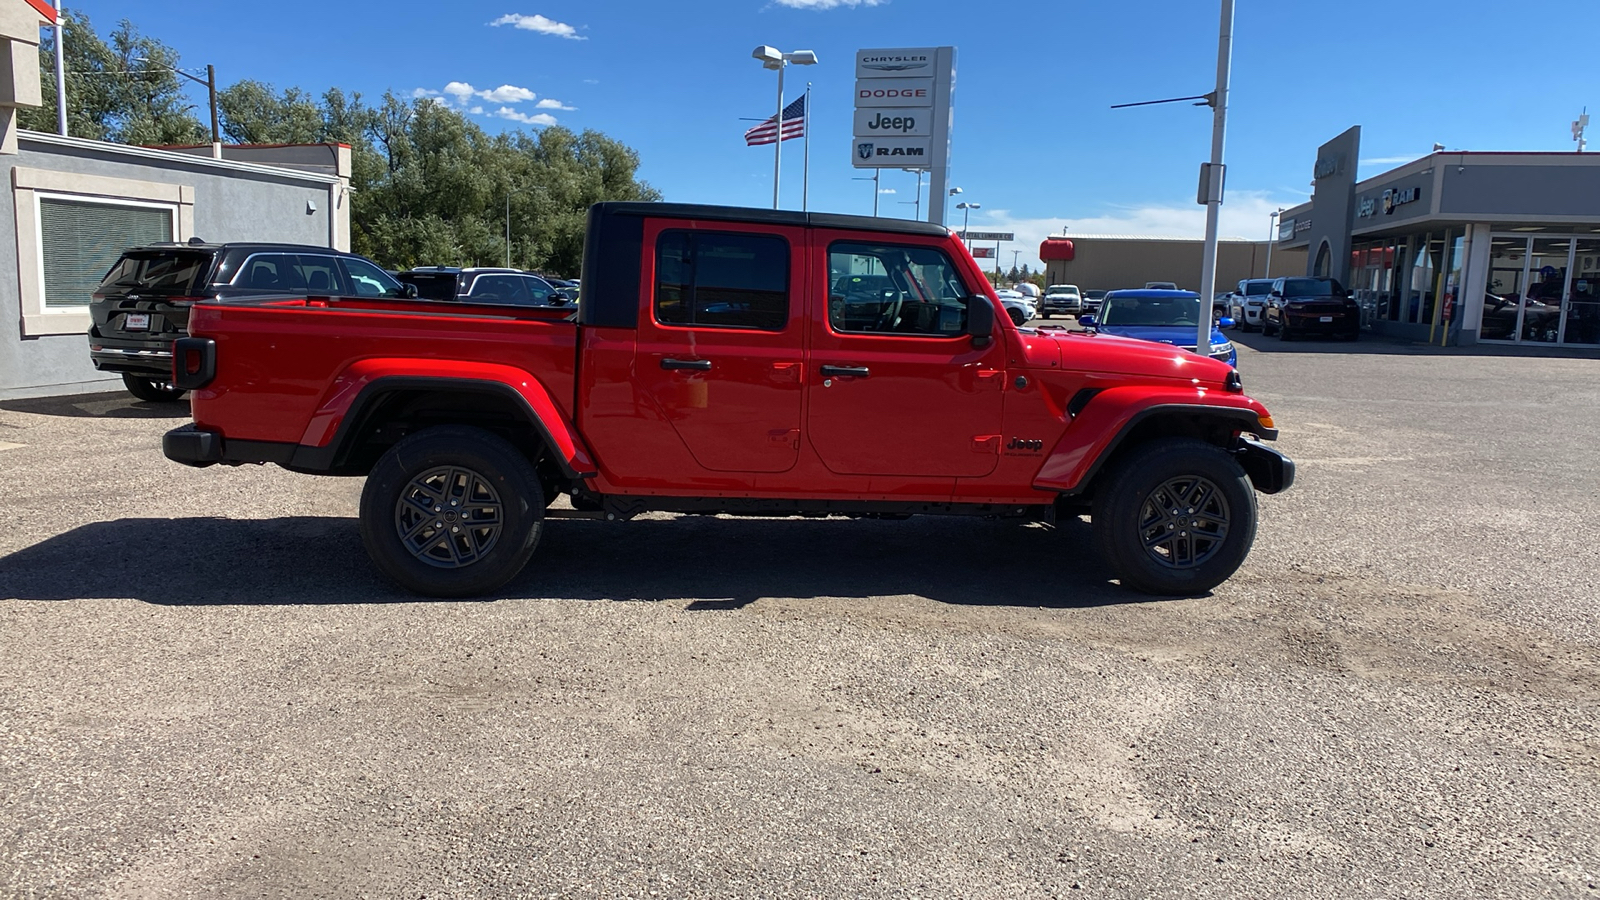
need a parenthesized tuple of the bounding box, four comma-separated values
(172, 337, 216, 390)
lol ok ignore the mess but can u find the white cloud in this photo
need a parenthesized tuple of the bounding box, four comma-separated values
(411, 87, 439, 99)
(582, 78, 600, 85)
(773, 0, 885, 7)
(1360, 154, 1423, 166)
(535, 98, 576, 110)
(490, 13, 585, 39)
(468, 106, 484, 115)
(495, 107, 558, 126)
(442, 81, 476, 104)
(878, 188, 896, 194)
(479, 84, 537, 104)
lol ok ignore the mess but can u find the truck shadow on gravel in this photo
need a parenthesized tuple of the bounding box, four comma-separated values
(0, 390, 192, 419)
(0, 514, 1157, 609)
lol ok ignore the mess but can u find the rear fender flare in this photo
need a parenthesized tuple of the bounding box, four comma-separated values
(1033, 388, 1273, 496)
(296, 359, 595, 477)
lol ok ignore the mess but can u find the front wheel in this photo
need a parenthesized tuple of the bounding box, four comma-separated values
(123, 374, 187, 403)
(359, 425, 544, 597)
(1091, 438, 1257, 595)
(1008, 308, 1027, 326)
(1277, 316, 1294, 341)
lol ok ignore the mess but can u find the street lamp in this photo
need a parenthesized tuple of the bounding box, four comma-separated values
(852, 173, 882, 216)
(956, 201, 980, 242)
(1264, 207, 1283, 277)
(751, 45, 817, 210)
(135, 57, 219, 159)
(901, 168, 927, 220)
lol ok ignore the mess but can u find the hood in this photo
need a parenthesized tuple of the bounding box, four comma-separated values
(1095, 323, 1227, 348)
(1016, 327, 1234, 382)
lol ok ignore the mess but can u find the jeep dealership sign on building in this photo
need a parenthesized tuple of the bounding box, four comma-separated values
(852, 47, 956, 225)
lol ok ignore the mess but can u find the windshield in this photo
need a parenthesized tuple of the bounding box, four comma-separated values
(1244, 281, 1273, 296)
(1047, 285, 1079, 295)
(1282, 278, 1343, 298)
(1099, 294, 1202, 327)
(96, 250, 212, 297)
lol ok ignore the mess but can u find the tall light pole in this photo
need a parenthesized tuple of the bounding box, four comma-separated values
(1264, 207, 1282, 277)
(1108, 0, 1234, 356)
(752, 45, 817, 210)
(956, 201, 980, 243)
(52, 1, 66, 136)
(853, 173, 884, 216)
(901, 168, 926, 220)
(1194, 0, 1235, 355)
(135, 56, 220, 158)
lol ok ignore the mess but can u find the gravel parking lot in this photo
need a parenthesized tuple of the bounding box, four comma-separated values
(3, 334, 1597, 898)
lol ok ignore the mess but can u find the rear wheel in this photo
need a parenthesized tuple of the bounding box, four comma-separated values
(123, 374, 187, 403)
(1091, 438, 1257, 595)
(359, 425, 544, 597)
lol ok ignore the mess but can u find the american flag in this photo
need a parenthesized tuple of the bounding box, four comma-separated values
(744, 95, 806, 146)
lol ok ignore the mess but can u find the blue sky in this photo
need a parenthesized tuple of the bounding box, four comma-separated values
(72, 1, 1597, 266)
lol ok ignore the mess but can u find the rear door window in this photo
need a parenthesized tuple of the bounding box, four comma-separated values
(237, 254, 294, 291)
(96, 251, 213, 298)
(292, 255, 346, 294)
(655, 230, 789, 330)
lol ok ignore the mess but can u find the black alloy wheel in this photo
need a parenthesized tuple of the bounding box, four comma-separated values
(1277, 315, 1294, 341)
(1091, 438, 1257, 595)
(122, 373, 187, 403)
(360, 425, 544, 597)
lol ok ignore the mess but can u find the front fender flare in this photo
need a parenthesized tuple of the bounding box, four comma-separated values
(1033, 387, 1274, 496)
(294, 359, 596, 477)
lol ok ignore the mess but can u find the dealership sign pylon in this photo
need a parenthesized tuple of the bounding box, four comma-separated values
(852, 47, 955, 225)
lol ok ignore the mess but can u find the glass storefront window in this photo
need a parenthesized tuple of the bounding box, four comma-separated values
(1563, 237, 1600, 345)
(1524, 237, 1569, 343)
(1442, 231, 1465, 334)
(1481, 236, 1527, 341)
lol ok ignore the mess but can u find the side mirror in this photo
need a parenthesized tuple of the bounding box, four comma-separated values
(398, 283, 419, 299)
(1346, 289, 1356, 298)
(1219, 317, 1236, 329)
(967, 295, 995, 347)
(549, 291, 572, 304)
(1077, 314, 1097, 327)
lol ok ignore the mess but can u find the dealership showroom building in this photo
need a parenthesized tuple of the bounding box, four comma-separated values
(1276, 126, 1600, 347)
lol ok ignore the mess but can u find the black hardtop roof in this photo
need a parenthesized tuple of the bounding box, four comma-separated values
(398, 267, 528, 275)
(593, 201, 952, 238)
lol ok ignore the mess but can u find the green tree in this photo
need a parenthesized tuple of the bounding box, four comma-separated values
(217, 80, 322, 144)
(20, 12, 204, 144)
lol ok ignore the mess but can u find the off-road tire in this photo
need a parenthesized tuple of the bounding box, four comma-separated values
(359, 425, 544, 597)
(1091, 438, 1257, 596)
(123, 374, 187, 403)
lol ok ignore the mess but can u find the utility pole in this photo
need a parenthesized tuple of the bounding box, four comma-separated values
(1195, 0, 1235, 355)
(1264, 208, 1281, 278)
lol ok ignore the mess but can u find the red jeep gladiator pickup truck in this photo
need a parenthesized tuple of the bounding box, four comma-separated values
(163, 202, 1293, 598)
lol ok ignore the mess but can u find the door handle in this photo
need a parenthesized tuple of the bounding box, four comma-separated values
(661, 358, 712, 371)
(819, 365, 870, 378)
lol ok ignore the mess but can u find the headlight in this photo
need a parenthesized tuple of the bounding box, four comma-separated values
(1209, 341, 1235, 360)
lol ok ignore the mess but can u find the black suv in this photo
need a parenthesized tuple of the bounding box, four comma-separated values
(89, 241, 412, 401)
(395, 267, 574, 307)
(1262, 276, 1360, 341)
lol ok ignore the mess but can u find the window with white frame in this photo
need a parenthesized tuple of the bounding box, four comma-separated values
(38, 196, 176, 309)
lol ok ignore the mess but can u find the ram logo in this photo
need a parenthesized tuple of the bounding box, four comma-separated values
(857, 142, 874, 160)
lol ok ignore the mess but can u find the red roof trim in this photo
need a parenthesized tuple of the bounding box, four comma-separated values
(24, 0, 58, 24)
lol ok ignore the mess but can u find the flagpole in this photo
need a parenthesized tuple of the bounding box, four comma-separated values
(802, 84, 811, 212)
(772, 62, 785, 209)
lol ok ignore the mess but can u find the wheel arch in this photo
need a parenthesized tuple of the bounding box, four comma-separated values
(291, 374, 595, 480)
(1035, 396, 1274, 501)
